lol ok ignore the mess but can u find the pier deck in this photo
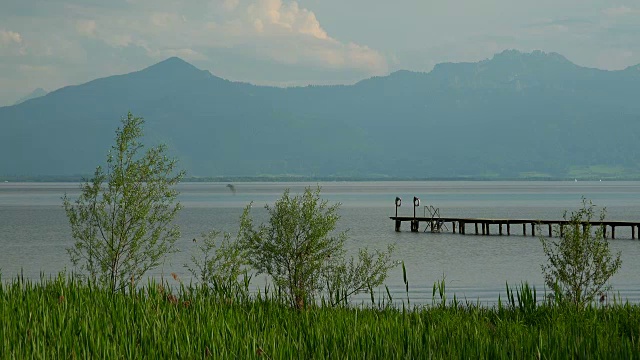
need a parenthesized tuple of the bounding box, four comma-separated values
(390, 216, 640, 239)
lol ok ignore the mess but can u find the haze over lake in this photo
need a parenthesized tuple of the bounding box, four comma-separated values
(2, 181, 640, 305)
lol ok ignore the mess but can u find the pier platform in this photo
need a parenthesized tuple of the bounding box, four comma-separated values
(390, 216, 640, 239)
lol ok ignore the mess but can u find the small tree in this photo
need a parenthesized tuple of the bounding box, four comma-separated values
(63, 112, 184, 292)
(186, 230, 250, 298)
(238, 186, 398, 309)
(540, 198, 622, 309)
(323, 245, 397, 307)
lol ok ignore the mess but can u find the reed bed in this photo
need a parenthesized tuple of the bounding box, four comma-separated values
(1, 275, 640, 359)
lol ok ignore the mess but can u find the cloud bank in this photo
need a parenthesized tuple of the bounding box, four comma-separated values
(58, 0, 387, 75)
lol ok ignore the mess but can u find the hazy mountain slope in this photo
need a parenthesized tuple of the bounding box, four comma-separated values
(13, 88, 48, 105)
(1, 50, 640, 178)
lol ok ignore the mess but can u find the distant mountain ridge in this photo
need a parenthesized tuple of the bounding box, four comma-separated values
(13, 88, 48, 105)
(2, 50, 640, 179)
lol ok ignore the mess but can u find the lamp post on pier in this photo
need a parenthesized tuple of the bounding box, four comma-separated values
(394, 197, 402, 231)
(411, 197, 420, 232)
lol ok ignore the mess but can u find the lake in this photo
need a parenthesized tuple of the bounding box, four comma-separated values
(2, 181, 640, 305)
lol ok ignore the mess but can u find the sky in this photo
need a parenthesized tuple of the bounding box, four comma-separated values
(1, 0, 639, 106)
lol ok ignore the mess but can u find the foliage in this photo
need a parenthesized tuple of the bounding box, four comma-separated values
(501, 282, 538, 323)
(539, 198, 622, 309)
(186, 229, 250, 298)
(63, 112, 184, 292)
(238, 186, 398, 309)
(3, 275, 640, 358)
(324, 244, 398, 307)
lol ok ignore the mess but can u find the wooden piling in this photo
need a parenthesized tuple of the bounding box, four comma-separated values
(475, 223, 479, 235)
(523, 223, 526, 236)
(612, 226, 616, 239)
(548, 224, 552, 237)
(507, 223, 511, 235)
(411, 220, 419, 232)
(499, 224, 503, 235)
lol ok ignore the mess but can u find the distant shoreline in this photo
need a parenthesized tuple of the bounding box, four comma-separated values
(2, 175, 640, 182)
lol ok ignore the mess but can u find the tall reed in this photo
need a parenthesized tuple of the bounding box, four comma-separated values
(2, 275, 640, 358)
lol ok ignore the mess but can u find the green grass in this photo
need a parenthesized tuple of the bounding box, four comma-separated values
(2, 275, 640, 359)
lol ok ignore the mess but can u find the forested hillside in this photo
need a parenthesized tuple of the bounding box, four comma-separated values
(2, 50, 639, 179)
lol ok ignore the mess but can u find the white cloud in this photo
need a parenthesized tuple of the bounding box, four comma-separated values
(150, 12, 184, 28)
(253, 18, 264, 32)
(346, 43, 388, 74)
(0, 30, 22, 45)
(222, 0, 240, 11)
(76, 20, 97, 37)
(105, 0, 388, 75)
(240, 0, 386, 73)
(85, 1, 386, 74)
(603, 6, 640, 17)
(106, 34, 134, 48)
(247, 0, 328, 40)
(0, 29, 26, 56)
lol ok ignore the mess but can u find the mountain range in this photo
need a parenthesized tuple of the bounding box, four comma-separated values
(13, 88, 48, 106)
(2, 49, 640, 179)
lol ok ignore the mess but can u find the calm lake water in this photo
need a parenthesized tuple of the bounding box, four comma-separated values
(2, 181, 640, 305)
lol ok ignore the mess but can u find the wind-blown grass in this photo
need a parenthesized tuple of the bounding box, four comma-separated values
(1, 275, 640, 358)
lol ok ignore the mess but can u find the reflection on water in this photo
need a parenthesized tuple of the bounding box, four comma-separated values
(2, 181, 640, 305)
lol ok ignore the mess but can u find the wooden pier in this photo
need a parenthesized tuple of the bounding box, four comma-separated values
(390, 216, 640, 239)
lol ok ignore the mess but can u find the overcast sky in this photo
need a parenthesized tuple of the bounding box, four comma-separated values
(1, 0, 639, 105)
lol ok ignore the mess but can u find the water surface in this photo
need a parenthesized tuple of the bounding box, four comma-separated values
(2, 181, 640, 305)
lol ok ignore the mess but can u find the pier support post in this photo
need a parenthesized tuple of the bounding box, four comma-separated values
(560, 224, 564, 237)
(411, 220, 419, 232)
(395, 220, 401, 232)
(523, 224, 526, 236)
(482, 223, 485, 235)
(507, 223, 511, 235)
(475, 223, 479, 235)
(531, 223, 535, 237)
(452, 222, 456, 234)
(602, 225, 606, 239)
(612, 226, 615, 239)
(633, 225, 636, 240)
(487, 223, 490, 235)
(460, 222, 465, 235)
(499, 224, 503, 235)
(548, 224, 552, 237)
